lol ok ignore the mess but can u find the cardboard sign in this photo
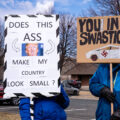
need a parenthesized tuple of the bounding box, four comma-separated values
(4, 15, 60, 97)
(77, 16, 120, 63)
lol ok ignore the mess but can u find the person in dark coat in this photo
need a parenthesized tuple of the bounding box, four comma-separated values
(89, 64, 120, 120)
(19, 85, 70, 120)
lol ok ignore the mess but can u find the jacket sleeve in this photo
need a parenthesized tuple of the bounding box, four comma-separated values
(19, 98, 31, 120)
(89, 64, 105, 97)
(56, 85, 70, 109)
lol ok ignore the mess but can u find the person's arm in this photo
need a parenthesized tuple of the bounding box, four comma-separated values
(56, 85, 70, 109)
(89, 64, 115, 103)
(19, 98, 31, 120)
(89, 64, 106, 97)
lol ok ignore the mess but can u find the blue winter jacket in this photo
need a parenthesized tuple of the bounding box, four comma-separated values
(19, 85, 70, 120)
(89, 64, 120, 120)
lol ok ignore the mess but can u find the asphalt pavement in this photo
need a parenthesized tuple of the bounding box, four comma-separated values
(66, 86, 98, 120)
(66, 99, 97, 120)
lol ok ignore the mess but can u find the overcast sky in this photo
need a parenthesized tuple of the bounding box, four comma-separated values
(0, 0, 94, 19)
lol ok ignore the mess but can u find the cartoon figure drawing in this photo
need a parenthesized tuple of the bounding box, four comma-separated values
(86, 45, 120, 61)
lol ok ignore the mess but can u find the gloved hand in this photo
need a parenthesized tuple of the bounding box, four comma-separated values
(100, 86, 115, 102)
(111, 109, 120, 120)
(56, 93, 65, 105)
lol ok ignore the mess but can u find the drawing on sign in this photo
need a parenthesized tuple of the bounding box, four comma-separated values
(101, 50, 108, 57)
(45, 40, 55, 55)
(22, 43, 43, 56)
(86, 45, 120, 61)
(12, 38, 20, 52)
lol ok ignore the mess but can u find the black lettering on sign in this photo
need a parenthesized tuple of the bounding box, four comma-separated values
(30, 81, 49, 86)
(79, 17, 120, 45)
(38, 59, 48, 64)
(86, 19, 93, 32)
(109, 31, 115, 43)
(96, 32, 102, 44)
(107, 18, 110, 30)
(88, 33, 96, 44)
(110, 18, 119, 30)
(113, 31, 117, 43)
(117, 30, 120, 44)
(79, 19, 86, 32)
(7, 81, 24, 87)
(79, 19, 101, 32)
(80, 32, 88, 45)
(36, 22, 53, 28)
(21, 71, 45, 75)
(12, 59, 29, 65)
(9, 22, 29, 28)
(80, 31, 120, 45)
(24, 33, 30, 41)
(94, 19, 100, 31)
(23, 33, 41, 41)
(102, 31, 108, 43)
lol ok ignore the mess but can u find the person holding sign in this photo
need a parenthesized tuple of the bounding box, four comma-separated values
(89, 64, 120, 120)
(19, 85, 70, 120)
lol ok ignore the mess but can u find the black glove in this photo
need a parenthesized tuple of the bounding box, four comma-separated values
(111, 109, 120, 120)
(56, 93, 65, 105)
(100, 86, 115, 102)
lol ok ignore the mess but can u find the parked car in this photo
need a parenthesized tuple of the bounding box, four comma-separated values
(62, 80, 79, 95)
(67, 80, 82, 89)
(0, 85, 3, 99)
(0, 83, 19, 105)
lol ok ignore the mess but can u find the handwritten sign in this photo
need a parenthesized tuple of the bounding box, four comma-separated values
(77, 16, 120, 63)
(4, 15, 60, 97)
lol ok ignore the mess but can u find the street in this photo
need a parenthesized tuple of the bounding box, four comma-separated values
(66, 99, 97, 120)
(0, 98, 98, 120)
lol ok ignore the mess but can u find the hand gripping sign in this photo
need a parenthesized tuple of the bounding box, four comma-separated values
(4, 15, 60, 99)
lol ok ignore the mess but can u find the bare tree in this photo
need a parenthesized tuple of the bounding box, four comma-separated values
(59, 15, 76, 72)
(89, 0, 120, 16)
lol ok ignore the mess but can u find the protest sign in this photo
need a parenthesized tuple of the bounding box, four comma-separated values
(4, 15, 60, 98)
(77, 16, 120, 114)
(77, 16, 120, 63)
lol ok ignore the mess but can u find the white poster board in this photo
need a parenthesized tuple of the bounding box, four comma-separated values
(4, 15, 60, 97)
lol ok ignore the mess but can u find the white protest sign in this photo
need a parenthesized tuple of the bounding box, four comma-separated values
(4, 15, 60, 97)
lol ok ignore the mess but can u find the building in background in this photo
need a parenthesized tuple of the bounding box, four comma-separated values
(61, 59, 98, 86)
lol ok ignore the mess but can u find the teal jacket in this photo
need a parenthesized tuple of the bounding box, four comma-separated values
(89, 64, 120, 120)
